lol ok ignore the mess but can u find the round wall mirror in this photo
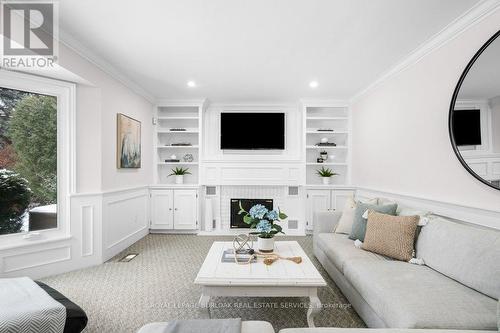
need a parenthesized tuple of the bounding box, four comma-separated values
(449, 30, 500, 190)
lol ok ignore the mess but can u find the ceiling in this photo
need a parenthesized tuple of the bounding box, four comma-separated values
(59, 0, 481, 102)
(458, 34, 500, 101)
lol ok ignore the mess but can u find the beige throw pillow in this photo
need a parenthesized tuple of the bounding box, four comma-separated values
(335, 196, 377, 234)
(362, 210, 419, 261)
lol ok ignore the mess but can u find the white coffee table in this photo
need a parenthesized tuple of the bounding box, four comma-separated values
(194, 241, 327, 327)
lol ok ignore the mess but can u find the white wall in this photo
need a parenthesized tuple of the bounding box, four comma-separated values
(58, 43, 154, 192)
(490, 96, 500, 153)
(351, 9, 500, 213)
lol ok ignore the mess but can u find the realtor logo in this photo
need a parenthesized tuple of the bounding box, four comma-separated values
(1, 0, 58, 69)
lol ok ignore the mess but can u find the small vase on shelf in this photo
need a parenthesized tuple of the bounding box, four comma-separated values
(175, 175, 184, 184)
(322, 177, 331, 185)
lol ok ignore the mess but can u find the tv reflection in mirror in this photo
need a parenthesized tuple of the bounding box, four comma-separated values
(452, 109, 481, 146)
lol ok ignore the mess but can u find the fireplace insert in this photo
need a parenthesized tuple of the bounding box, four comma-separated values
(230, 198, 273, 228)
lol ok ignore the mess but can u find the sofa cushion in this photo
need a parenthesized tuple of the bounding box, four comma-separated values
(335, 196, 378, 234)
(349, 203, 397, 241)
(316, 233, 389, 273)
(416, 216, 500, 299)
(362, 211, 419, 261)
(343, 259, 497, 329)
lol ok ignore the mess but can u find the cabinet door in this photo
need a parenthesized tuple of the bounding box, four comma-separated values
(173, 190, 198, 230)
(151, 190, 174, 229)
(331, 189, 355, 212)
(306, 190, 331, 231)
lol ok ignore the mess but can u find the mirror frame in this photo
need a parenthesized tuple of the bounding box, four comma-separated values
(449, 29, 500, 191)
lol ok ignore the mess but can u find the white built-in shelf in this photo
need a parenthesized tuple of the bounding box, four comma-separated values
(306, 162, 347, 166)
(158, 162, 199, 165)
(155, 102, 204, 185)
(306, 145, 348, 149)
(306, 116, 348, 120)
(157, 145, 199, 149)
(157, 129, 199, 134)
(304, 103, 350, 187)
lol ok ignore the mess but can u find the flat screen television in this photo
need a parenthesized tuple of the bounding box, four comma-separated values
(452, 109, 481, 146)
(220, 113, 285, 150)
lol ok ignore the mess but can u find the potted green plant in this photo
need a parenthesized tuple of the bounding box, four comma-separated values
(168, 167, 191, 184)
(316, 166, 338, 185)
(238, 202, 287, 252)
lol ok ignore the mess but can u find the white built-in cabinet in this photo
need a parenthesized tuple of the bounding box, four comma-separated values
(305, 188, 354, 230)
(150, 189, 199, 230)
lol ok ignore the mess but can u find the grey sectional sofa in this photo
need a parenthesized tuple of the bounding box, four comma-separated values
(313, 210, 499, 330)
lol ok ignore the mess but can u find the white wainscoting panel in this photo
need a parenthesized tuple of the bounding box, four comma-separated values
(0, 193, 102, 279)
(81, 205, 94, 257)
(0, 186, 150, 278)
(357, 187, 500, 230)
(3, 245, 71, 273)
(102, 187, 149, 261)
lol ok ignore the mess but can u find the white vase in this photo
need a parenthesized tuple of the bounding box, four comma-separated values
(175, 175, 184, 184)
(322, 177, 331, 185)
(257, 236, 275, 253)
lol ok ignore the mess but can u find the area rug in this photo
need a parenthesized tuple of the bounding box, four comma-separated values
(41, 235, 366, 332)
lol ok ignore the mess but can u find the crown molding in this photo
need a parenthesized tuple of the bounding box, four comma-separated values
(299, 99, 349, 107)
(350, 0, 500, 103)
(156, 98, 207, 107)
(58, 30, 156, 103)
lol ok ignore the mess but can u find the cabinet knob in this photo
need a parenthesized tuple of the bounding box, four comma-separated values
(174, 208, 178, 211)
(169, 208, 172, 211)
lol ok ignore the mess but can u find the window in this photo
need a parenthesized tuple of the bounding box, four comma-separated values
(0, 71, 75, 247)
(0, 88, 58, 235)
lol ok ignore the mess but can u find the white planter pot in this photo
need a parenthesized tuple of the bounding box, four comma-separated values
(175, 175, 184, 184)
(322, 177, 331, 185)
(257, 236, 275, 253)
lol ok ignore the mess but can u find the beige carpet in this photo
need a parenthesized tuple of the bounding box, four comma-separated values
(41, 235, 365, 333)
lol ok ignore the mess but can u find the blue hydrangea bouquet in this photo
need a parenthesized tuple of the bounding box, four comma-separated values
(238, 202, 287, 239)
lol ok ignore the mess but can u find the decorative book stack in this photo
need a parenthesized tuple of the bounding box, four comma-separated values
(221, 249, 257, 263)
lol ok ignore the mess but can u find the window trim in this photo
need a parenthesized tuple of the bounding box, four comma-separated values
(0, 69, 76, 248)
